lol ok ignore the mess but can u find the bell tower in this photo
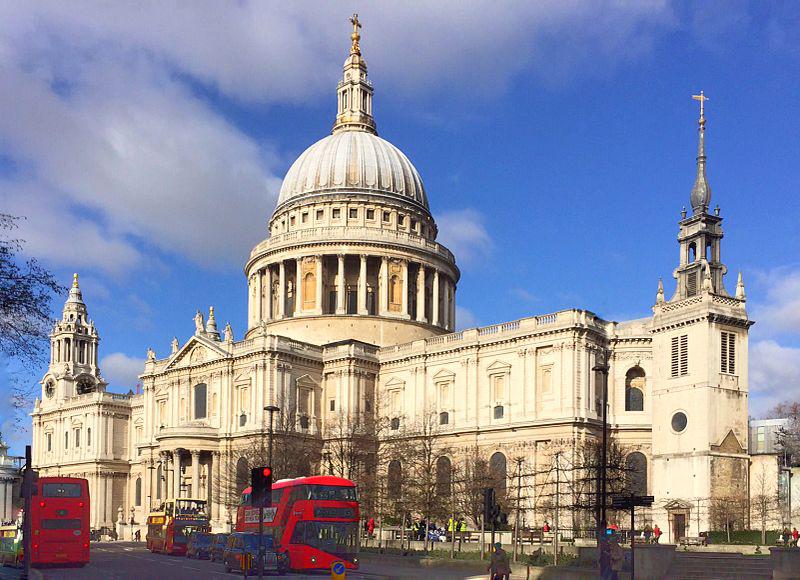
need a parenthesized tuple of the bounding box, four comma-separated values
(40, 273, 106, 406)
(650, 94, 752, 536)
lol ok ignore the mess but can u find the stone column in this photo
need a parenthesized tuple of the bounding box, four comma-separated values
(315, 255, 324, 315)
(212, 452, 221, 523)
(142, 460, 150, 511)
(358, 255, 368, 315)
(266, 267, 274, 320)
(449, 280, 456, 331)
(2, 480, 10, 520)
(191, 451, 200, 498)
(416, 264, 426, 322)
(379, 257, 388, 316)
(173, 451, 182, 498)
(256, 269, 264, 323)
(278, 261, 286, 318)
(442, 277, 450, 330)
(336, 254, 346, 314)
(401, 260, 409, 318)
(295, 258, 303, 314)
(432, 270, 440, 327)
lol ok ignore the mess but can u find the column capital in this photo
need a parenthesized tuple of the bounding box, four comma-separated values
(190, 449, 200, 458)
(360, 254, 368, 261)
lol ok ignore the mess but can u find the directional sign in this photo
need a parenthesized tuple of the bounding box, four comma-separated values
(611, 494, 654, 509)
(331, 560, 346, 579)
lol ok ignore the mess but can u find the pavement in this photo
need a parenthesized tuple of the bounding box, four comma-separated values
(4, 542, 488, 580)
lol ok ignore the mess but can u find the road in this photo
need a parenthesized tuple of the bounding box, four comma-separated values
(8, 542, 487, 580)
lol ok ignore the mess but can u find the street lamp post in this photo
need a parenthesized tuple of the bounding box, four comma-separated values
(592, 360, 610, 576)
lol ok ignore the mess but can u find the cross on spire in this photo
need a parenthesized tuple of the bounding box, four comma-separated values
(349, 13, 361, 55)
(692, 91, 709, 121)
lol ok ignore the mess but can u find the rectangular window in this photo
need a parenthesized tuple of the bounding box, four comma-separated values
(74, 428, 80, 448)
(41, 519, 81, 530)
(46, 433, 52, 452)
(290, 216, 296, 226)
(398, 214, 405, 225)
(42, 483, 83, 498)
(316, 209, 324, 220)
(687, 271, 697, 296)
(492, 375, 505, 401)
(329, 399, 335, 412)
(720, 331, 736, 374)
(366, 209, 375, 220)
(332, 208, 341, 219)
(671, 335, 689, 377)
(301, 212, 308, 223)
(383, 211, 390, 222)
(757, 426, 765, 452)
(87, 427, 91, 447)
(349, 208, 358, 219)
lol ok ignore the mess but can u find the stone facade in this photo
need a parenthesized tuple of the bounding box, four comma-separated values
(31, 22, 762, 535)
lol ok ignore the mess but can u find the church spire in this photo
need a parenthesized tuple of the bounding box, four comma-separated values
(690, 91, 711, 214)
(332, 14, 377, 135)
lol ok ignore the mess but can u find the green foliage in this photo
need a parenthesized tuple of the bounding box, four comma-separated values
(524, 551, 579, 567)
(707, 530, 781, 545)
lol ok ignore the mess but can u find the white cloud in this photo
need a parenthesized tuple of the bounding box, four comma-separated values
(455, 306, 479, 331)
(511, 288, 538, 304)
(100, 352, 145, 390)
(749, 340, 800, 418)
(750, 267, 800, 338)
(437, 208, 492, 267)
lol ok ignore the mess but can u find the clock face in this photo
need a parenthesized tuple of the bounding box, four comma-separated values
(76, 377, 95, 395)
(45, 380, 55, 398)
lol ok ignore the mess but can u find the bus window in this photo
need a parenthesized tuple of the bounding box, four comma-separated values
(307, 486, 357, 501)
(41, 483, 83, 498)
(41, 519, 82, 530)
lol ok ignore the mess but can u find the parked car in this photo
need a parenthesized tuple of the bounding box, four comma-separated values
(222, 532, 287, 576)
(186, 532, 213, 559)
(210, 533, 230, 562)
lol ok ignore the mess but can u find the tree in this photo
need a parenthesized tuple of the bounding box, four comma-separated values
(710, 495, 748, 543)
(1, 214, 64, 424)
(456, 445, 491, 528)
(767, 400, 800, 467)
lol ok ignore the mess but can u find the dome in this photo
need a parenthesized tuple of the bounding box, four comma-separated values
(276, 130, 429, 211)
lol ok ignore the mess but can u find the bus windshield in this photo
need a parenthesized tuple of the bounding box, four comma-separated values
(291, 521, 358, 555)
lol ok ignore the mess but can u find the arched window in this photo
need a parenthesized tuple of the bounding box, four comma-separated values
(688, 242, 697, 262)
(625, 367, 645, 412)
(625, 452, 647, 495)
(194, 383, 207, 419)
(156, 464, 163, 500)
(135, 477, 142, 506)
(236, 457, 249, 495)
(388, 460, 402, 499)
(439, 411, 449, 425)
(490, 452, 507, 496)
(436, 456, 452, 497)
(303, 271, 316, 309)
(389, 275, 402, 310)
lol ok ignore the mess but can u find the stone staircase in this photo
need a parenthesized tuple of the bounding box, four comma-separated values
(666, 552, 773, 579)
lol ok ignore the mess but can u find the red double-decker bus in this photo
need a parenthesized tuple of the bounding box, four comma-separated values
(236, 475, 359, 571)
(146, 498, 210, 556)
(30, 477, 90, 567)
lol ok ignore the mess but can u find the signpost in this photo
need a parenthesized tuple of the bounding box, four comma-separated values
(611, 494, 654, 579)
(331, 560, 346, 579)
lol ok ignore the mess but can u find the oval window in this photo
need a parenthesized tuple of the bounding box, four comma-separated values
(671, 411, 688, 433)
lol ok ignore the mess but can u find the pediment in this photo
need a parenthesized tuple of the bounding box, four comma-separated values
(296, 374, 318, 388)
(486, 360, 512, 374)
(385, 377, 405, 389)
(663, 499, 693, 510)
(712, 429, 745, 454)
(432, 368, 456, 381)
(164, 335, 230, 370)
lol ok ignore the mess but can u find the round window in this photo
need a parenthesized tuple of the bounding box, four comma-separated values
(45, 380, 55, 398)
(671, 411, 688, 433)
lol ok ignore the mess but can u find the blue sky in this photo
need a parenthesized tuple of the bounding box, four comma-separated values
(2, 1, 799, 453)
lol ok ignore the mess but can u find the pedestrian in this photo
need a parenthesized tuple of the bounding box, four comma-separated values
(542, 521, 550, 533)
(608, 538, 624, 580)
(793, 527, 799, 547)
(653, 524, 662, 544)
(367, 517, 375, 538)
(134, 529, 141, 542)
(487, 541, 511, 580)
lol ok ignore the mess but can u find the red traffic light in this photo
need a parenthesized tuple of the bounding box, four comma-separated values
(262, 468, 271, 477)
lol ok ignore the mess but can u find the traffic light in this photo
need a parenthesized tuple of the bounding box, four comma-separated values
(250, 466, 272, 508)
(482, 488, 496, 523)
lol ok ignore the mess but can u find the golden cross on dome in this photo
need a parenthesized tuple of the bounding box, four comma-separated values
(692, 91, 709, 120)
(349, 13, 361, 54)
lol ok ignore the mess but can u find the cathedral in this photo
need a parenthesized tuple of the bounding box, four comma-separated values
(31, 19, 753, 540)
